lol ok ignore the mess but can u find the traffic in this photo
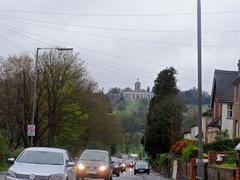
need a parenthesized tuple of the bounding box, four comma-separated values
(5, 147, 152, 180)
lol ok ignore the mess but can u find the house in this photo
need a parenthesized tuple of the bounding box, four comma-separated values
(233, 60, 240, 137)
(209, 69, 238, 138)
(106, 79, 153, 104)
(183, 62, 239, 142)
(183, 124, 199, 141)
(122, 79, 154, 101)
(202, 109, 214, 143)
(183, 131, 192, 140)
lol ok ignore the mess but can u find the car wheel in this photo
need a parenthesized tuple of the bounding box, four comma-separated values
(105, 176, 112, 180)
(134, 171, 137, 175)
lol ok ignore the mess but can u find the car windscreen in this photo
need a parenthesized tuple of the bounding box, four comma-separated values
(17, 150, 64, 165)
(111, 157, 118, 162)
(136, 162, 148, 168)
(80, 151, 109, 162)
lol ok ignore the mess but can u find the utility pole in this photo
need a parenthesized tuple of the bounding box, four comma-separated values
(197, 0, 204, 179)
(143, 120, 147, 159)
(30, 47, 73, 147)
(30, 47, 39, 147)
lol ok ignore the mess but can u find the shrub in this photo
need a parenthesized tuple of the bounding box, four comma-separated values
(214, 129, 229, 142)
(170, 139, 197, 155)
(204, 138, 240, 152)
(226, 150, 236, 164)
(182, 144, 198, 162)
(159, 153, 168, 166)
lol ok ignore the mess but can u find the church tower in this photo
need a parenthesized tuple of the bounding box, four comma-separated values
(135, 78, 141, 91)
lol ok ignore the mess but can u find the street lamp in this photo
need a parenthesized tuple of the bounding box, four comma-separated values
(197, 0, 204, 179)
(30, 47, 73, 147)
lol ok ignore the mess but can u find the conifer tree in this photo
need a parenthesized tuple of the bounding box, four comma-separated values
(145, 67, 184, 159)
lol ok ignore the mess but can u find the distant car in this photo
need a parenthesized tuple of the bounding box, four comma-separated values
(118, 159, 126, 173)
(76, 149, 113, 180)
(127, 160, 134, 168)
(6, 147, 76, 180)
(111, 157, 120, 177)
(134, 161, 150, 175)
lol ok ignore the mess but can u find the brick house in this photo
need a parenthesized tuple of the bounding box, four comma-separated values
(233, 60, 240, 137)
(209, 69, 238, 139)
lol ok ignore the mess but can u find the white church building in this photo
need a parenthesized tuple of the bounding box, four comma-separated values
(122, 79, 154, 101)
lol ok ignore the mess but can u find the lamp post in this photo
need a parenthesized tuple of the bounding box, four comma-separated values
(30, 47, 73, 147)
(197, 0, 204, 179)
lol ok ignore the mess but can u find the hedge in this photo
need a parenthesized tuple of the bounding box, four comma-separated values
(203, 138, 240, 152)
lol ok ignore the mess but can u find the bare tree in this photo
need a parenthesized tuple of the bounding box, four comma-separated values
(0, 55, 33, 148)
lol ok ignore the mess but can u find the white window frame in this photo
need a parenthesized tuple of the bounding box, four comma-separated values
(227, 104, 233, 118)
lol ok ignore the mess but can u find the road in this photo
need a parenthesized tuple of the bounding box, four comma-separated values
(0, 169, 171, 180)
(112, 168, 171, 180)
(0, 173, 5, 180)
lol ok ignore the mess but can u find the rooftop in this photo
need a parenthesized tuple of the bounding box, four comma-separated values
(211, 70, 238, 104)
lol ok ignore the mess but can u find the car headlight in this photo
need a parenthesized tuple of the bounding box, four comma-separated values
(99, 165, 108, 171)
(121, 163, 126, 167)
(114, 164, 119, 168)
(78, 163, 85, 170)
(49, 174, 64, 180)
(7, 170, 16, 178)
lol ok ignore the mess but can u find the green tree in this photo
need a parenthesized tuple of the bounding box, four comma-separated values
(54, 103, 88, 155)
(145, 67, 184, 159)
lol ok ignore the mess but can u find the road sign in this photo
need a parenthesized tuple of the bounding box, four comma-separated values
(27, 125, 35, 136)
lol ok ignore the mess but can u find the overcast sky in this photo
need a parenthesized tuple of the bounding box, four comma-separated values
(0, 0, 240, 93)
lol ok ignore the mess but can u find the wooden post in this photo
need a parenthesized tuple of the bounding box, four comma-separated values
(236, 151, 240, 180)
(191, 158, 197, 180)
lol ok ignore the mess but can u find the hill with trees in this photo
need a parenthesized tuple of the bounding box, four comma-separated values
(182, 87, 210, 105)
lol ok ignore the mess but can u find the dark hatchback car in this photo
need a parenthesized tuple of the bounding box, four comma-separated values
(134, 161, 150, 175)
(76, 149, 113, 180)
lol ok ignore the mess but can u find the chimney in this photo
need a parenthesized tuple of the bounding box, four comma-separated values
(238, 59, 240, 76)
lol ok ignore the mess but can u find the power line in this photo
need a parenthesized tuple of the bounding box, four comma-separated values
(0, 8, 240, 16)
(0, 24, 213, 87)
(1, 16, 240, 49)
(81, 54, 212, 84)
(0, 14, 240, 34)
(0, 14, 196, 33)
(0, 25, 154, 80)
(0, 24, 212, 84)
(0, 9, 196, 16)
(0, 24, 221, 75)
(0, 26, 44, 47)
(0, 16, 196, 46)
(0, 33, 29, 52)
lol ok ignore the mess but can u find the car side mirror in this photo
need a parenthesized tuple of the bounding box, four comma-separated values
(8, 158, 15, 163)
(67, 162, 75, 167)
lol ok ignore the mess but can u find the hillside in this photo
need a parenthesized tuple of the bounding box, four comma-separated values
(114, 99, 149, 155)
(116, 99, 148, 116)
(182, 87, 210, 105)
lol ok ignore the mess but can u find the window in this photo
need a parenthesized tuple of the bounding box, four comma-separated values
(227, 104, 233, 118)
(17, 151, 64, 165)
